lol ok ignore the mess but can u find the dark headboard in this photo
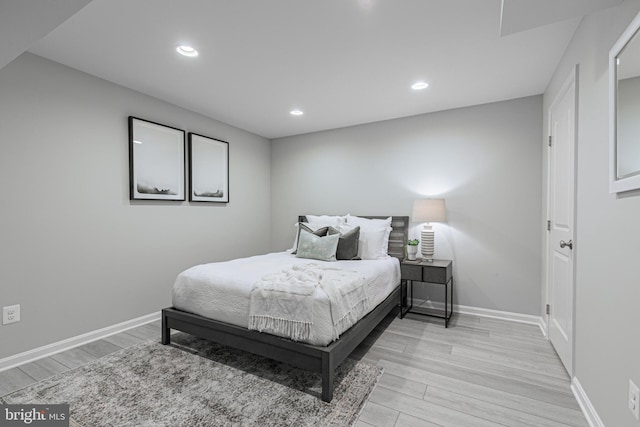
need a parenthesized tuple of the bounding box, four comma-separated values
(297, 215, 409, 260)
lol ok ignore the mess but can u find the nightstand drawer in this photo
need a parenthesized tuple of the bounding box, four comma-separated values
(400, 264, 422, 281)
(423, 264, 452, 283)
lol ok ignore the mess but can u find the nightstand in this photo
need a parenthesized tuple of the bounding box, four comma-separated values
(400, 259, 453, 327)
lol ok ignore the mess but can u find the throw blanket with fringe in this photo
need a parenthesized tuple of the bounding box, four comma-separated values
(248, 263, 369, 342)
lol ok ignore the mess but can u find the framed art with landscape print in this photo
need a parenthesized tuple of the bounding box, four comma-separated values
(128, 116, 186, 201)
(189, 133, 229, 203)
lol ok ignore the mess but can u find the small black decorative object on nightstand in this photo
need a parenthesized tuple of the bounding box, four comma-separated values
(400, 259, 453, 327)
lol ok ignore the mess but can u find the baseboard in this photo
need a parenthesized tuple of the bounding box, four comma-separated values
(538, 316, 548, 337)
(416, 300, 545, 333)
(572, 377, 605, 427)
(0, 311, 161, 372)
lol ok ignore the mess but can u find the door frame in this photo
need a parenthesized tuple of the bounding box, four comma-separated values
(544, 64, 578, 376)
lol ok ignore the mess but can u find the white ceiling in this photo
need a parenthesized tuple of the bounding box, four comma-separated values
(2, 0, 623, 138)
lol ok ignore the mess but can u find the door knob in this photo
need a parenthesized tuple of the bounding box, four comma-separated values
(559, 240, 573, 250)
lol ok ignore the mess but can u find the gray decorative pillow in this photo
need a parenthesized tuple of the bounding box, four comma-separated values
(328, 226, 360, 260)
(295, 229, 340, 261)
(292, 223, 330, 255)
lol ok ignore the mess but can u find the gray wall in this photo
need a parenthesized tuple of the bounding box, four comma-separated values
(0, 53, 271, 359)
(271, 96, 543, 315)
(543, 1, 640, 425)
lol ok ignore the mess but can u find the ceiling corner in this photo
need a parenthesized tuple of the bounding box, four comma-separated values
(500, 0, 624, 36)
(0, 0, 93, 71)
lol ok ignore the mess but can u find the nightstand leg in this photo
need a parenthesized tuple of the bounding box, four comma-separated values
(410, 280, 414, 313)
(445, 280, 448, 328)
(451, 277, 454, 325)
(399, 280, 404, 318)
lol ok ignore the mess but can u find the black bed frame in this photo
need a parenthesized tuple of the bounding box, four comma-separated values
(161, 215, 409, 402)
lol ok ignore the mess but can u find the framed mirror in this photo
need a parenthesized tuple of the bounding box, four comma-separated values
(610, 11, 640, 193)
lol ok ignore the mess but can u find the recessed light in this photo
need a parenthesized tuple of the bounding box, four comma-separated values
(411, 81, 429, 90)
(290, 109, 304, 116)
(176, 45, 198, 57)
(134, 140, 143, 144)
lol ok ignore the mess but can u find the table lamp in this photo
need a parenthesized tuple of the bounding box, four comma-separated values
(412, 199, 446, 262)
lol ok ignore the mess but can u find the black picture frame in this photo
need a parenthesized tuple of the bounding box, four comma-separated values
(128, 116, 186, 201)
(188, 133, 229, 203)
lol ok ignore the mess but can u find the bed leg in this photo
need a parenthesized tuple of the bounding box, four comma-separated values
(161, 311, 170, 345)
(321, 353, 334, 402)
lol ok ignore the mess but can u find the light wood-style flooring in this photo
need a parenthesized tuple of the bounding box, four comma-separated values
(353, 313, 587, 427)
(0, 313, 587, 426)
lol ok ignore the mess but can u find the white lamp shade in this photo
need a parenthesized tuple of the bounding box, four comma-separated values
(412, 199, 446, 223)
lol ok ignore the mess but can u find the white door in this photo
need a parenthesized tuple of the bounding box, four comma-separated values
(547, 67, 577, 375)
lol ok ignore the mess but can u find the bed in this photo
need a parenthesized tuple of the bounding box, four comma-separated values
(161, 215, 409, 402)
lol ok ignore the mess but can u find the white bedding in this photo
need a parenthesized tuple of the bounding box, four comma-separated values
(172, 252, 401, 346)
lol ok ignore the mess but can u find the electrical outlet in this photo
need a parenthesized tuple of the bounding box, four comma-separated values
(629, 379, 640, 420)
(2, 304, 20, 325)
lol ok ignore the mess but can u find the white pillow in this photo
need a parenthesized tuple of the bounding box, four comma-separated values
(341, 222, 390, 260)
(360, 227, 392, 259)
(305, 214, 347, 227)
(345, 216, 392, 259)
(346, 215, 391, 228)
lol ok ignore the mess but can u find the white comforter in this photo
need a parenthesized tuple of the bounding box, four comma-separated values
(172, 252, 400, 345)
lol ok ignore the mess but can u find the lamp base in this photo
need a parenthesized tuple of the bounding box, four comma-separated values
(421, 224, 435, 262)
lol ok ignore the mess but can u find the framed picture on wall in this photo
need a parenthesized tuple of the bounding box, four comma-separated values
(188, 133, 229, 203)
(128, 117, 186, 201)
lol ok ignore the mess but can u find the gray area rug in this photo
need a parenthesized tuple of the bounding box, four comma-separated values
(1, 333, 382, 426)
